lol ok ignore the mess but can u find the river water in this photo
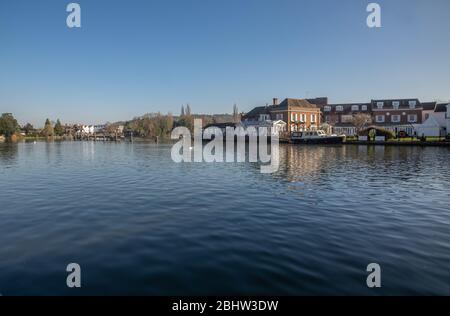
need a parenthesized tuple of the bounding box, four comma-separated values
(0, 142, 449, 295)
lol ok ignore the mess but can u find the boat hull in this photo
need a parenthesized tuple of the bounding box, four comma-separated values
(290, 136, 345, 144)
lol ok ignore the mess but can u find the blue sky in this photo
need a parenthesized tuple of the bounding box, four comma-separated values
(1, 0, 450, 126)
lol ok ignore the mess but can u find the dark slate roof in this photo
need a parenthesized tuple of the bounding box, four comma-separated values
(435, 103, 449, 113)
(422, 102, 437, 111)
(242, 106, 271, 119)
(306, 97, 328, 106)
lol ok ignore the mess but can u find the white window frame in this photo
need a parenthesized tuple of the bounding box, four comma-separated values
(336, 105, 344, 112)
(409, 101, 417, 109)
(300, 114, 306, 122)
(311, 114, 316, 123)
(408, 114, 417, 123)
(361, 105, 368, 111)
(341, 115, 353, 123)
(377, 102, 384, 109)
(392, 101, 400, 109)
(324, 106, 331, 112)
(351, 105, 359, 111)
(376, 115, 385, 123)
(391, 115, 401, 123)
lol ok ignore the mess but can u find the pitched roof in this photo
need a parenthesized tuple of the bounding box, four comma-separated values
(422, 113, 446, 127)
(277, 98, 317, 110)
(243, 106, 271, 118)
(306, 97, 328, 106)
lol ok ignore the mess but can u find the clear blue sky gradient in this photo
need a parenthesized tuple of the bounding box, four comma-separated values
(1, 0, 450, 126)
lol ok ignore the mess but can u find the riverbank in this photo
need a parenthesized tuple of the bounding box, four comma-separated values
(345, 140, 450, 147)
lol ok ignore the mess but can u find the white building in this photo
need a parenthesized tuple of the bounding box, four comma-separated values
(241, 120, 287, 136)
(415, 104, 448, 137)
(81, 125, 95, 135)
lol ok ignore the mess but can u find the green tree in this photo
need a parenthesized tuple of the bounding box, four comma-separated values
(23, 123, 35, 136)
(41, 118, 54, 137)
(175, 115, 194, 133)
(0, 113, 20, 138)
(185, 104, 192, 116)
(54, 119, 64, 136)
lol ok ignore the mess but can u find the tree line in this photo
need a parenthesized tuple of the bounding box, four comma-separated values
(0, 113, 65, 140)
(0, 104, 239, 141)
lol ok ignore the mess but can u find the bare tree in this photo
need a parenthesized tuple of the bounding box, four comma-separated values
(233, 104, 239, 123)
(351, 113, 372, 133)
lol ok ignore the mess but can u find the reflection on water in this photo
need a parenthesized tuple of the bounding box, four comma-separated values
(0, 142, 449, 295)
(0, 143, 18, 168)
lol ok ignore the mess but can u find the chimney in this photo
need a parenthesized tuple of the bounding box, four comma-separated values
(273, 98, 278, 106)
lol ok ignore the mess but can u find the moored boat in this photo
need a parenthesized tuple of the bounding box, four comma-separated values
(290, 130, 345, 144)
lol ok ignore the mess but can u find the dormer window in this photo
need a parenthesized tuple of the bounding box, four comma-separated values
(324, 106, 331, 112)
(392, 101, 400, 109)
(361, 105, 368, 111)
(351, 105, 359, 111)
(376, 102, 384, 109)
(336, 105, 344, 112)
(409, 101, 417, 109)
(259, 114, 270, 121)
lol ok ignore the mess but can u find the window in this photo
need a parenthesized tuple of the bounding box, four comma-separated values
(409, 101, 417, 109)
(392, 101, 400, 109)
(276, 113, 284, 120)
(300, 114, 306, 122)
(324, 106, 331, 112)
(361, 105, 368, 111)
(259, 114, 270, 121)
(377, 102, 384, 109)
(311, 114, 316, 123)
(336, 105, 344, 112)
(376, 115, 385, 123)
(424, 113, 430, 121)
(290, 113, 295, 122)
(391, 115, 401, 123)
(341, 115, 353, 123)
(408, 114, 417, 123)
(351, 105, 359, 111)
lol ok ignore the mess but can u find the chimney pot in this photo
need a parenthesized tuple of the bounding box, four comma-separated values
(273, 98, 278, 106)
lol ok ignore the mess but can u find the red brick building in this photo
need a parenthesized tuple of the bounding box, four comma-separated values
(242, 98, 322, 133)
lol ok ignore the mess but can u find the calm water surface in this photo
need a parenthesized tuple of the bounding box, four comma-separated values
(0, 142, 449, 295)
